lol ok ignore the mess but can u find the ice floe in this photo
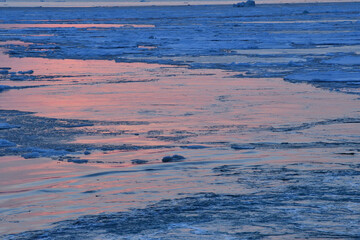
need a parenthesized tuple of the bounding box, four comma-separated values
(9, 74, 36, 81)
(285, 71, 360, 82)
(19, 147, 70, 159)
(0, 123, 20, 129)
(0, 85, 11, 92)
(131, 159, 148, 165)
(18, 70, 34, 75)
(233, 0, 255, 7)
(0, 69, 9, 75)
(0, 139, 16, 147)
(323, 55, 360, 65)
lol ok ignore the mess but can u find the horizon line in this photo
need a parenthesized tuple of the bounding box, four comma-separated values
(0, 0, 359, 8)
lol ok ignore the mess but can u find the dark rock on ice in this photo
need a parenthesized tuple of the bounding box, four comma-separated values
(231, 144, 255, 150)
(180, 145, 208, 149)
(68, 159, 89, 164)
(131, 159, 148, 165)
(59, 156, 80, 161)
(0, 70, 9, 75)
(213, 165, 237, 173)
(22, 152, 41, 159)
(84, 150, 91, 155)
(18, 70, 34, 75)
(162, 154, 186, 163)
(337, 152, 356, 155)
(82, 190, 98, 194)
(233, 0, 255, 7)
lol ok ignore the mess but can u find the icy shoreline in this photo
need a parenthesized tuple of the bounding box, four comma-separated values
(1, 3, 359, 94)
(1, 2, 360, 238)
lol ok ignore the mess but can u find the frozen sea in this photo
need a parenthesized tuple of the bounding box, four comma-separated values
(0, 2, 360, 239)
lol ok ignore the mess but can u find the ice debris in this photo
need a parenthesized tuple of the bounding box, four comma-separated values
(0, 84, 32, 91)
(0, 139, 16, 147)
(57, 156, 88, 164)
(67, 159, 88, 164)
(18, 70, 34, 75)
(22, 152, 41, 159)
(162, 154, 186, 163)
(233, 0, 255, 7)
(19, 147, 69, 159)
(131, 159, 148, 165)
(231, 144, 255, 150)
(59, 123, 94, 128)
(285, 71, 360, 82)
(0, 85, 12, 92)
(0, 123, 20, 130)
(9, 74, 36, 81)
(323, 55, 360, 65)
(180, 145, 208, 149)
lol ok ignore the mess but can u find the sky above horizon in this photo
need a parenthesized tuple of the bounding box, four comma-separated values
(2, 0, 360, 2)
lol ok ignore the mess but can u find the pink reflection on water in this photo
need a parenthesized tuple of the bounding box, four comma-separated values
(0, 23, 155, 29)
(0, 156, 91, 188)
(71, 135, 171, 146)
(1, 46, 360, 235)
(1, 50, 359, 145)
(0, 146, 357, 234)
(0, 49, 159, 75)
